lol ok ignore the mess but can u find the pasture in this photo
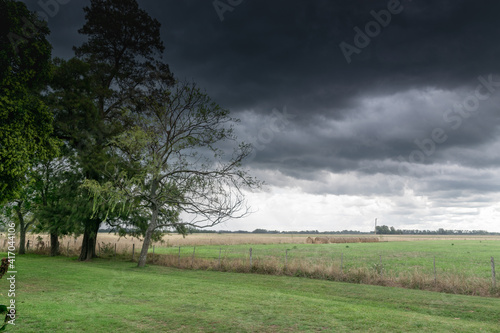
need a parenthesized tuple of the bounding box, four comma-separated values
(16, 233, 500, 297)
(7, 254, 500, 332)
(145, 237, 500, 297)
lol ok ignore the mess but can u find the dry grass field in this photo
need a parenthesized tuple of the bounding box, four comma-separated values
(7, 232, 500, 297)
(10, 232, 500, 254)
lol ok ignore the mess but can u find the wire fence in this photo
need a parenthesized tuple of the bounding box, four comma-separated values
(3, 236, 499, 297)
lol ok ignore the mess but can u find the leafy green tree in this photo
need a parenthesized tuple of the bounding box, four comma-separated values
(0, 0, 57, 203)
(375, 225, 390, 234)
(31, 157, 87, 256)
(84, 82, 262, 267)
(0, 184, 35, 255)
(49, 0, 174, 261)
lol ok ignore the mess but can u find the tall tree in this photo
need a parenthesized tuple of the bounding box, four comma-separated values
(31, 156, 89, 256)
(0, 0, 57, 203)
(84, 82, 262, 267)
(50, 0, 174, 261)
(47, 58, 104, 259)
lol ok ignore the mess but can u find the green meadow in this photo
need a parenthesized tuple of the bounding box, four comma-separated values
(6, 254, 500, 332)
(150, 240, 500, 279)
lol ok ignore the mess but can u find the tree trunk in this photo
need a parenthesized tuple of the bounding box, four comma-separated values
(137, 221, 156, 267)
(15, 201, 26, 255)
(138, 184, 159, 268)
(78, 218, 101, 261)
(50, 232, 59, 256)
(19, 224, 26, 255)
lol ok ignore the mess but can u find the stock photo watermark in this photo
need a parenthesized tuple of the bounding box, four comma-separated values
(247, 106, 295, 162)
(339, 0, 411, 64)
(213, 0, 244, 22)
(8, 0, 70, 54)
(397, 74, 500, 176)
(6, 222, 16, 326)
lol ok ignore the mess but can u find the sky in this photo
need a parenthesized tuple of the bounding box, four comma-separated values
(21, 0, 500, 232)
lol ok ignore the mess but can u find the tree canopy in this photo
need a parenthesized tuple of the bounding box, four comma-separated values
(0, 0, 58, 203)
(46, 0, 174, 261)
(1, 0, 260, 265)
(84, 82, 261, 267)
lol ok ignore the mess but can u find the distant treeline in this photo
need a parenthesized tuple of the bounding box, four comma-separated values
(375, 225, 499, 235)
(98, 226, 500, 235)
(98, 228, 370, 234)
(219, 229, 369, 234)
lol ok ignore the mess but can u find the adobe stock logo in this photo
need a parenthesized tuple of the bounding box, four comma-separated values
(213, 0, 244, 22)
(35, 0, 71, 22)
(339, 0, 408, 64)
(246, 106, 295, 163)
(7, 0, 71, 55)
(397, 74, 500, 176)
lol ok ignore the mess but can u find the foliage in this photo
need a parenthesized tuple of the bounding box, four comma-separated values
(0, 258, 9, 330)
(375, 225, 403, 235)
(45, 0, 175, 261)
(82, 81, 262, 267)
(0, 258, 8, 279)
(31, 158, 89, 239)
(74, 0, 174, 124)
(0, 0, 58, 203)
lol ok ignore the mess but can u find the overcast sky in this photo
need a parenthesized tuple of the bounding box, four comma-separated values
(22, 0, 500, 232)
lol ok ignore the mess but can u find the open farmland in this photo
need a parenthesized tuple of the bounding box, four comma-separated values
(19, 232, 500, 250)
(144, 236, 500, 297)
(9, 254, 500, 332)
(16, 233, 500, 297)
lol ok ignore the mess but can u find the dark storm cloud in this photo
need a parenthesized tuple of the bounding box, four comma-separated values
(23, 0, 500, 115)
(20, 0, 88, 59)
(137, 0, 500, 115)
(20, 0, 500, 200)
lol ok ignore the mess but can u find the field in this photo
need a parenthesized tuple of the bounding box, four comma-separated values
(17, 233, 500, 297)
(20, 232, 500, 251)
(7, 254, 500, 332)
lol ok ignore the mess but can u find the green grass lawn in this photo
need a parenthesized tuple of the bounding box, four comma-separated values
(5, 254, 500, 332)
(151, 240, 500, 279)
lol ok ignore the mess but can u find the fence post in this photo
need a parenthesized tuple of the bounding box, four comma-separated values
(26, 240, 30, 252)
(192, 247, 196, 267)
(433, 256, 437, 284)
(379, 255, 383, 277)
(114, 243, 117, 257)
(218, 248, 221, 270)
(249, 248, 253, 267)
(491, 257, 496, 289)
(98, 242, 101, 256)
(132, 244, 135, 261)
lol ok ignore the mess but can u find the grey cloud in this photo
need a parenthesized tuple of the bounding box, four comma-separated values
(18, 0, 500, 230)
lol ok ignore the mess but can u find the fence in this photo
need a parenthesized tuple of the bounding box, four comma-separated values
(2, 236, 499, 297)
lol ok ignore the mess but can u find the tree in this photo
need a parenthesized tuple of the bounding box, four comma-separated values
(0, 0, 57, 203)
(31, 156, 89, 256)
(375, 225, 390, 234)
(0, 187, 35, 255)
(49, 0, 174, 261)
(84, 82, 261, 267)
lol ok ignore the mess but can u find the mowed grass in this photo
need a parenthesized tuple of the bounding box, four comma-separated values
(6, 254, 500, 332)
(150, 240, 500, 279)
